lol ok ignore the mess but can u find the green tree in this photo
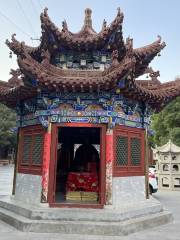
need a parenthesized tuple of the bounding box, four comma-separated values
(150, 96, 180, 147)
(0, 103, 16, 158)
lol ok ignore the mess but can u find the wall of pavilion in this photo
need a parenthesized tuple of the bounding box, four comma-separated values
(15, 89, 147, 207)
(0, 8, 180, 208)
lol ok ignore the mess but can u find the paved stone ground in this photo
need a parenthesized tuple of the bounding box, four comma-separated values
(0, 165, 180, 240)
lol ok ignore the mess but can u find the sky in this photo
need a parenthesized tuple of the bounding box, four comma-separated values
(0, 0, 180, 82)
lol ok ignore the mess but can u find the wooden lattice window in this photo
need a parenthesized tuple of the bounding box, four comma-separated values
(22, 135, 32, 164)
(130, 138, 141, 166)
(32, 134, 43, 165)
(116, 136, 128, 166)
(18, 125, 45, 175)
(114, 126, 145, 176)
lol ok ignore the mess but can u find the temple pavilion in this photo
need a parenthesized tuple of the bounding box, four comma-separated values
(0, 7, 180, 209)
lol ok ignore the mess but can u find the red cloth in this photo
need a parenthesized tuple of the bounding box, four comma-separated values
(66, 172, 99, 192)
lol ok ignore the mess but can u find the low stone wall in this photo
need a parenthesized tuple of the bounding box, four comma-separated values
(15, 173, 41, 205)
(112, 176, 145, 208)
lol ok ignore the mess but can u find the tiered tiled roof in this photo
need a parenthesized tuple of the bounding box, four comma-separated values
(0, 8, 180, 110)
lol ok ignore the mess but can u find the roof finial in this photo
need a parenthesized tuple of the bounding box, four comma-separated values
(84, 8, 92, 28)
(11, 33, 17, 41)
(44, 7, 48, 16)
(117, 7, 121, 16)
(101, 19, 107, 31)
(62, 20, 68, 32)
(157, 35, 161, 43)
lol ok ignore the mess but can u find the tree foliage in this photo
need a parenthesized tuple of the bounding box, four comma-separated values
(150, 97, 180, 147)
(0, 103, 17, 151)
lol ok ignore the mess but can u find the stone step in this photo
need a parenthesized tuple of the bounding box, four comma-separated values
(0, 198, 164, 222)
(0, 199, 32, 219)
(0, 206, 173, 236)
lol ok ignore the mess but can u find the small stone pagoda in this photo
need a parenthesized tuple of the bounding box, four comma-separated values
(153, 140, 180, 191)
(0, 7, 180, 210)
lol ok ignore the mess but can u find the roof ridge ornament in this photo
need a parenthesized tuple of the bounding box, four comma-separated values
(111, 50, 119, 67)
(126, 37, 133, 57)
(157, 35, 166, 49)
(8, 68, 24, 87)
(41, 49, 50, 65)
(145, 67, 160, 77)
(6, 34, 28, 59)
(6, 33, 17, 46)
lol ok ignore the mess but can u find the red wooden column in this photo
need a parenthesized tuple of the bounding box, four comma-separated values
(105, 128, 114, 205)
(41, 122, 52, 203)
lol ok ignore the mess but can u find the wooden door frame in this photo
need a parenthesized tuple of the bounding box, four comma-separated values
(48, 123, 106, 208)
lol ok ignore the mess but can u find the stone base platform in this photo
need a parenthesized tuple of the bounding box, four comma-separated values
(0, 197, 172, 236)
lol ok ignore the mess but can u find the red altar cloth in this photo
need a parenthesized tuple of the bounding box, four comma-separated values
(66, 172, 99, 192)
